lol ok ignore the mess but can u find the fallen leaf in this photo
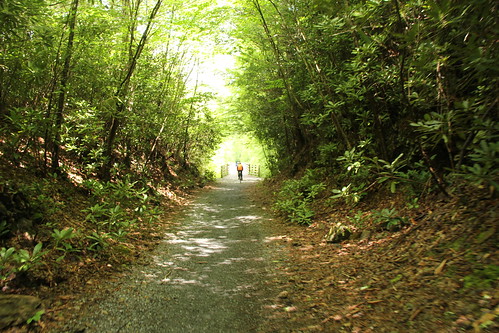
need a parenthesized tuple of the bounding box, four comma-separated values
(277, 291, 289, 299)
(434, 259, 447, 275)
(409, 307, 423, 321)
(352, 311, 364, 318)
(322, 314, 343, 323)
(455, 315, 472, 327)
(57, 295, 74, 300)
(367, 300, 384, 304)
(347, 303, 361, 311)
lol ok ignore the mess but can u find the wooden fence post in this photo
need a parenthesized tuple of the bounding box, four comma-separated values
(220, 164, 229, 178)
(247, 164, 260, 177)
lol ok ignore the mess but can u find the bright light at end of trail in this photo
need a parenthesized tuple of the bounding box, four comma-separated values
(199, 54, 235, 97)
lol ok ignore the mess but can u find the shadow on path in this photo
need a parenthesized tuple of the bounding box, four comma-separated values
(69, 176, 284, 333)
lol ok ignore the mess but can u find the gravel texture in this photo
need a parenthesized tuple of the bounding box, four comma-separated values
(60, 176, 284, 333)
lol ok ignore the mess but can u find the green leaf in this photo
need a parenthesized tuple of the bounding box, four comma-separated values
(32, 242, 43, 256)
(390, 181, 397, 193)
(390, 274, 403, 283)
(27, 310, 45, 324)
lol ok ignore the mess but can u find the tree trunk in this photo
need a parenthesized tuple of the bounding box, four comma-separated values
(274, 0, 353, 150)
(181, 59, 199, 167)
(252, 0, 308, 161)
(101, 0, 163, 179)
(51, 0, 79, 173)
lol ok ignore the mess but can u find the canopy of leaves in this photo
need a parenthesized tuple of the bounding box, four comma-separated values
(0, 0, 231, 182)
(229, 0, 498, 194)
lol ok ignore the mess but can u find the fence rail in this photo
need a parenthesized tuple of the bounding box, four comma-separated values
(248, 164, 261, 177)
(219, 163, 260, 178)
(220, 164, 229, 178)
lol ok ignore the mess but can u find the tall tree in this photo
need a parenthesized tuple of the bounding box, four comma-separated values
(230, 0, 498, 192)
(51, 0, 79, 172)
(101, 0, 163, 179)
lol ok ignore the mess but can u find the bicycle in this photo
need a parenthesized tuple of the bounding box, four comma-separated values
(238, 170, 243, 182)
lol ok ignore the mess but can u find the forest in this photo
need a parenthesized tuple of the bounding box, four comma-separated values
(0, 0, 497, 331)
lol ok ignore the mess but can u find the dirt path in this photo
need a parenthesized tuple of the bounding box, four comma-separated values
(60, 176, 285, 333)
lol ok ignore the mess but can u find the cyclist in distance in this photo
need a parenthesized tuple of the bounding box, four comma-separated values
(237, 162, 243, 182)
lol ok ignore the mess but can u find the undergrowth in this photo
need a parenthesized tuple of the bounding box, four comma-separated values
(274, 169, 325, 225)
(0, 159, 200, 291)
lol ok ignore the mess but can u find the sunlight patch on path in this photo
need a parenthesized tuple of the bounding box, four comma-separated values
(67, 175, 285, 333)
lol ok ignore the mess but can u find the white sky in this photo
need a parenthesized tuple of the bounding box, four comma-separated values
(197, 53, 235, 97)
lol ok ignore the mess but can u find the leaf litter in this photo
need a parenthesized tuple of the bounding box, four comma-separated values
(253, 181, 498, 333)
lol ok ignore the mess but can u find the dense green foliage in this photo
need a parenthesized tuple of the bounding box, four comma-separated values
(231, 0, 498, 205)
(0, 0, 229, 282)
(0, 0, 497, 287)
(274, 169, 325, 225)
(0, 0, 224, 180)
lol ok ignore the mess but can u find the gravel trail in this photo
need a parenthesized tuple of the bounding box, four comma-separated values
(65, 176, 283, 333)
